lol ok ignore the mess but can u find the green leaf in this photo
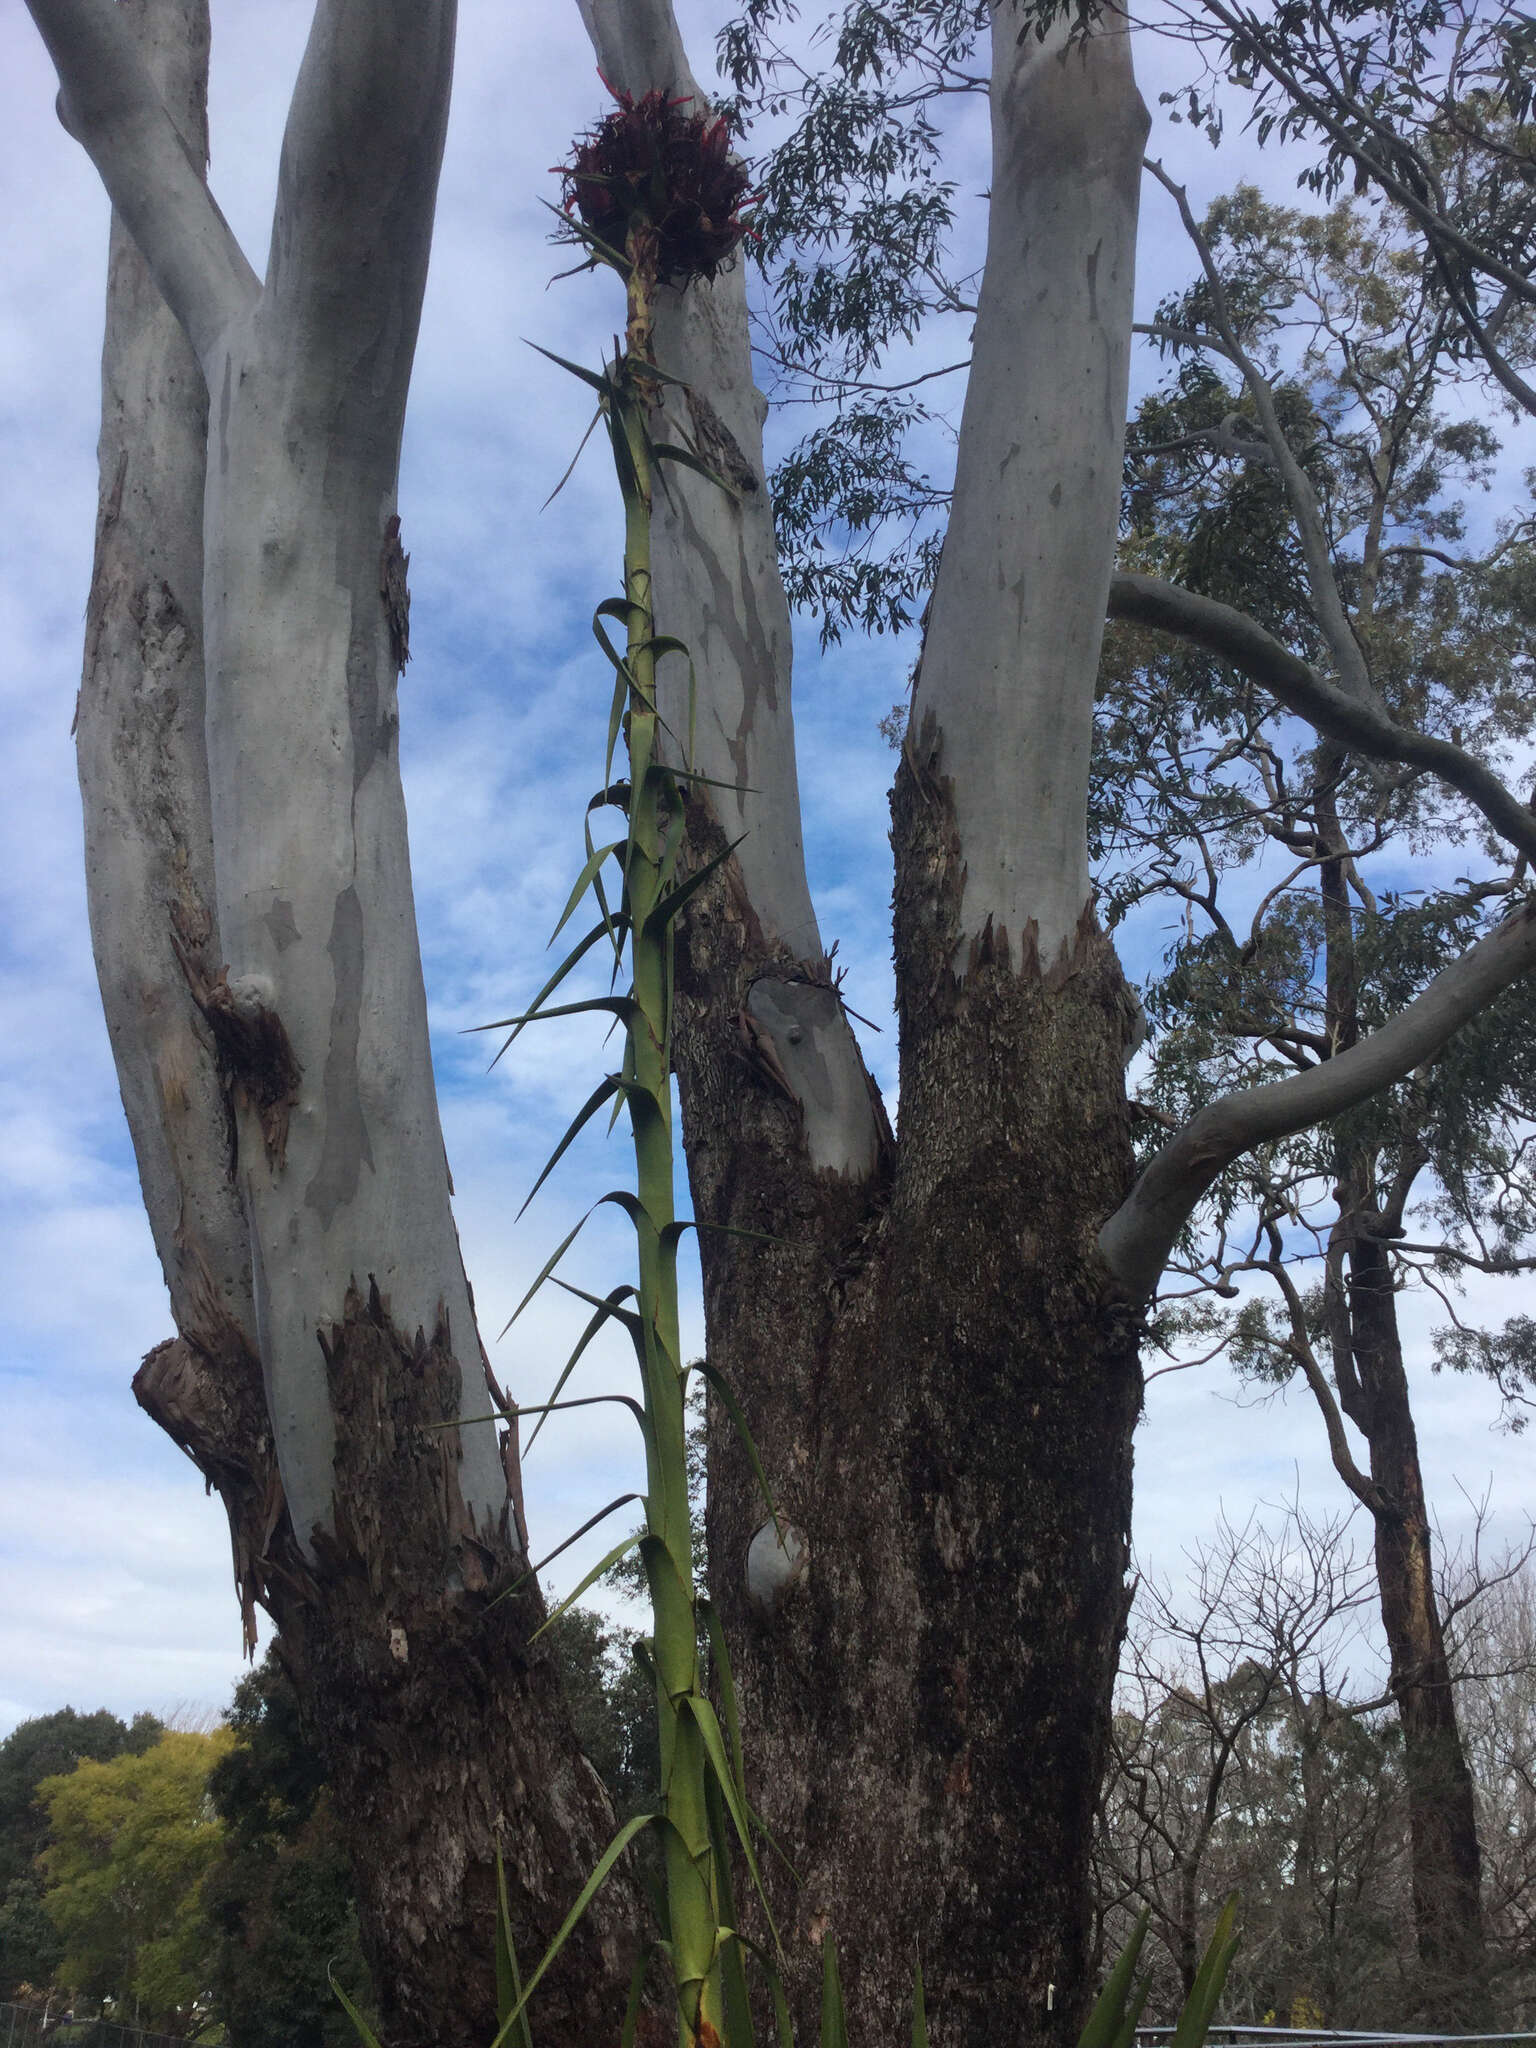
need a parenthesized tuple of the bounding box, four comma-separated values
(699, 1598, 747, 1797)
(1168, 1896, 1240, 2048)
(644, 838, 747, 938)
(499, 1207, 595, 1337)
(525, 1291, 644, 1453)
(688, 1360, 780, 1534)
(549, 839, 627, 947)
(489, 1811, 659, 2048)
(820, 1935, 849, 2048)
(679, 1692, 781, 1957)
(651, 440, 739, 497)
(541, 403, 604, 512)
(705, 1772, 758, 2048)
(494, 1851, 535, 2048)
(330, 1970, 386, 2047)
(549, 1274, 645, 1346)
(526, 1522, 646, 1638)
(619, 1943, 656, 2048)
(518, 1076, 622, 1220)
(1078, 1908, 1149, 2048)
(525, 337, 615, 397)
(478, 917, 627, 1069)
(476, 996, 636, 1031)
(912, 1958, 929, 2048)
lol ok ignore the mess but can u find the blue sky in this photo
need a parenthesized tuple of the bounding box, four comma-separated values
(0, 0, 1529, 1738)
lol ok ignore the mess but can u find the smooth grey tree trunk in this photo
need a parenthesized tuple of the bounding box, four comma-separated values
(48, 2, 636, 2038)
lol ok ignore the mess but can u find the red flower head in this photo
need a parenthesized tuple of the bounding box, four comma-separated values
(559, 83, 755, 288)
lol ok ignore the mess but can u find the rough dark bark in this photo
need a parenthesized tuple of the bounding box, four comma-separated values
(676, 715, 1142, 2046)
(1344, 1224, 1492, 2029)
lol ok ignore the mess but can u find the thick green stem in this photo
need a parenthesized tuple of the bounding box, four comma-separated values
(616, 356, 723, 2046)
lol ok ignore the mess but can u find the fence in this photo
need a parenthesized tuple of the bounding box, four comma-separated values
(1138, 2032, 1536, 2048)
(0, 2006, 196, 2048)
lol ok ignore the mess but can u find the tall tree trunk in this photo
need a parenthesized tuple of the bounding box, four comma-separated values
(1315, 790, 1490, 2028)
(581, 6, 1146, 2040)
(66, 4, 635, 2038)
(1343, 1225, 1491, 2028)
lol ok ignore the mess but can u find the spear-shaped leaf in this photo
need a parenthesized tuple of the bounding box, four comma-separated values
(494, 1851, 535, 2048)
(488, 1811, 660, 2048)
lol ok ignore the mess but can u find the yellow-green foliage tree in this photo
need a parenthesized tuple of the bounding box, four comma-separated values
(37, 1727, 232, 2034)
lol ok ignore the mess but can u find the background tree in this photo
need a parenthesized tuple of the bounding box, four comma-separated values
(36, 1727, 231, 2035)
(0, 1709, 162, 2003)
(1097, 1507, 1411, 2028)
(201, 1654, 370, 2048)
(1101, 174, 1535, 2023)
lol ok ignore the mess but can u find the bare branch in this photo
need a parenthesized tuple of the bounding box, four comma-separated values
(1100, 900, 1536, 1301)
(1108, 572, 1536, 867)
(25, 0, 258, 371)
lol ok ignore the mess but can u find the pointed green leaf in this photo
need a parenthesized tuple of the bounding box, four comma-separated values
(488, 1811, 659, 2048)
(524, 1289, 644, 1453)
(679, 1691, 780, 1956)
(330, 1970, 386, 2047)
(619, 1943, 656, 2048)
(651, 440, 739, 496)
(476, 995, 637, 1035)
(644, 838, 747, 937)
(1168, 1896, 1240, 2048)
(820, 1935, 849, 2048)
(479, 917, 627, 1069)
(494, 1851, 535, 2048)
(541, 403, 604, 511)
(699, 1597, 746, 1796)
(689, 1360, 780, 1534)
(527, 1523, 646, 1638)
(1078, 1907, 1150, 2048)
(549, 839, 626, 947)
(549, 1274, 645, 1345)
(525, 337, 614, 396)
(912, 1958, 929, 2048)
(499, 1207, 595, 1337)
(518, 1076, 622, 1220)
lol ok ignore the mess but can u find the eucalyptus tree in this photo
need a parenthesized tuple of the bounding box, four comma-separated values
(21, 1, 629, 2040)
(1100, 181, 1535, 2022)
(24, 0, 1536, 2044)
(580, 1, 1536, 2040)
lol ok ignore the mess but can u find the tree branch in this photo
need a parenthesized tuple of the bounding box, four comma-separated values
(264, 0, 456, 415)
(1108, 572, 1536, 867)
(1100, 900, 1536, 1300)
(25, 0, 258, 372)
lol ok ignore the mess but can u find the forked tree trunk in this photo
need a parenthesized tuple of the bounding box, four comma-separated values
(582, 6, 1147, 2039)
(60, 2, 634, 2038)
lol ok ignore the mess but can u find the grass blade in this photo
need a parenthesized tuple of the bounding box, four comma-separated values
(494, 1850, 535, 2048)
(820, 1935, 849, 2048)
(1078, 1907, 1150, 2048)
(489, 1811, 659, 2048)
